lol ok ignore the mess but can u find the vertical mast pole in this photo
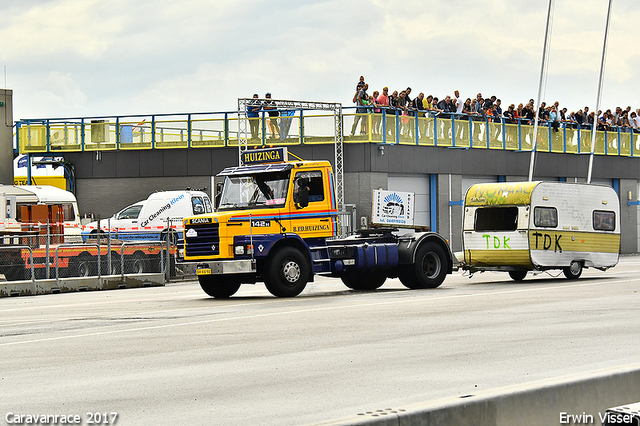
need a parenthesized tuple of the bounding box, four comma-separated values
(587, 0, 613, 184)
(528, 0, 554, 181)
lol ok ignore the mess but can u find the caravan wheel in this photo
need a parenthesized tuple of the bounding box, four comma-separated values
(563, 261, 583, 280)
(508, 271, 527, 281)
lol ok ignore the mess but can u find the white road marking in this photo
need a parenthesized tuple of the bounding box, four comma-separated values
(1, 277, 635, 347)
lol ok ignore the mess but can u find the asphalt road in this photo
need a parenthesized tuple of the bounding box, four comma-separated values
(1, 256, 639, 426)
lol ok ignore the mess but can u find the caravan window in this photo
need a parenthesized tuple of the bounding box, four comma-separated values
(61, 203, 76, 221)
(474, 206, 518, 232)
(593, 210, 615, 231)
(534, 207, 558, 228)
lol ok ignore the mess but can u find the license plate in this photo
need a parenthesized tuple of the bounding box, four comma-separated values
(196, 268, 212, 275)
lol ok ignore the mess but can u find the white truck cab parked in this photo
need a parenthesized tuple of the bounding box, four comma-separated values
(82, 190, 212, 245)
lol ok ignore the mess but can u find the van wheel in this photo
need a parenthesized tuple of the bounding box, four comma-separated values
(399, 242, 447, 289)
(160, 230, 178, 246)
(508, 271, 527, 281)
(341, 272, 386, 290)
(89, 230, 105, 241)
(563, 261, 582, 280)
(264, 247, 309, 297)
(199, 275, 241, 298)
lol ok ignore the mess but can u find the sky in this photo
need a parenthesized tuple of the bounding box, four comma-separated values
(2, 0, 640, 121)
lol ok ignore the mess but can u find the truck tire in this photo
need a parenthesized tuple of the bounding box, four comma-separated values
(199, 275, 241, 298)
(508, 271, 527, 281)
(399, 242, 447, 289)
(563, 261, 583, 280)
(341, 272, 386, 290)
(1, 264, 27, 281)
(127, 251, 146, 274)
(104, 251, 122, 275)
(74, 253, 96, 277)
(264, 247, 309, 297)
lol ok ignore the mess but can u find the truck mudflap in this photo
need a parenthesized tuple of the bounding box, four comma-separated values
(396, 231, 454, 272)
(195, 259, 256, 276)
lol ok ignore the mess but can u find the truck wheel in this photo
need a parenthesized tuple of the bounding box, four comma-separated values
(341, 272, 386, 290)
(1, 264, 27, 281)
(105, 251, 122, 275)
(563, 261, 583, 280)
(264, 247, 309, 297)
(199, 275, 241, 298)
(127, 252, 146, 274)
(508, 271, 527, 281)
(399, 242, 447, 289)
(146, 254, 162, 273)
(74, 253, 95, 277)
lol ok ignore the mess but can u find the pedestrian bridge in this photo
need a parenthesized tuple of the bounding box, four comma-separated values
(14, 107, 640, 157)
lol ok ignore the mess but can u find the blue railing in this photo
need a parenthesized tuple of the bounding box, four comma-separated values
(14, 107, 639, 157)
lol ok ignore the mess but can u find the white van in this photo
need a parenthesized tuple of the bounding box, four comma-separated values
(457, 181, 620, 280)
(0, 185, 82, 242)
(81, 190, 212, 244)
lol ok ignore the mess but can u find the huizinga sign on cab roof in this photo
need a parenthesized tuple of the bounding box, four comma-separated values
(465, 182, 539, 206)
(241, 147, 288, 165)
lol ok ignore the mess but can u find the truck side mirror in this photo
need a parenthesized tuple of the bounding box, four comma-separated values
(297, 186, 309, 208)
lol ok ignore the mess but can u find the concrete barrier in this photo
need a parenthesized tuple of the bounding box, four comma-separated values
(314, 363, 640, 426)
(0, 273, 165, 297)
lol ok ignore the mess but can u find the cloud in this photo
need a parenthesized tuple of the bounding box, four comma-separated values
(3, 0, 640, 119)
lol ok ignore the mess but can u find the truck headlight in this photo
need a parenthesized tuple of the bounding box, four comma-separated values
(234, 244, 254, 255)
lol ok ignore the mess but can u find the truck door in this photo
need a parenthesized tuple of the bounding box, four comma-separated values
(289, 170, 335, 239)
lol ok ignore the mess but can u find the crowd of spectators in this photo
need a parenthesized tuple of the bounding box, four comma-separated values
(350, 76, 640, 137)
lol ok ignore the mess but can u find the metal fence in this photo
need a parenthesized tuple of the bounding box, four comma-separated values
(0, 231, 172, 283)
(16, 107, 640, 157)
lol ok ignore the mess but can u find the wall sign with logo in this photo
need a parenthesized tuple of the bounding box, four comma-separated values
(372, 190, 414, 226)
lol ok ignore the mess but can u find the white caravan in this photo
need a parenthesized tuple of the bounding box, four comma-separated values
(457, 181, 620, 280)
(0, 185, 82, 241)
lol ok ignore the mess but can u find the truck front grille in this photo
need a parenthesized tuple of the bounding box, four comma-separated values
(185, 223, 220, 257)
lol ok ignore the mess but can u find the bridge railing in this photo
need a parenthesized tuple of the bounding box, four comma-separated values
(15, 107, 640, 157)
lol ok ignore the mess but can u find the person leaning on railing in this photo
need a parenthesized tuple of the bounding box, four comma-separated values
(377, 87, 390, 137)
(409, 93, 424, 138)
(503, 104, 516, 124)
(630, 111, 640, 133)
(564, 110, 578, 129)
(247, 94, 261, 139)
(387, 90, 398, 138)
(371, 90, 381, 136)
(350, 83, 369, 136)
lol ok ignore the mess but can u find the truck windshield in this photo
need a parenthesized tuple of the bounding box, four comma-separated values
(218, 171, 290, 210)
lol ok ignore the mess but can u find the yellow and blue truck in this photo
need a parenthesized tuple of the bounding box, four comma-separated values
(457, 181, 620, 281)
(182, 147, 454, 298)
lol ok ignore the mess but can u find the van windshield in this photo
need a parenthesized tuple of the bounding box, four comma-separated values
(218, 171, 290, 210)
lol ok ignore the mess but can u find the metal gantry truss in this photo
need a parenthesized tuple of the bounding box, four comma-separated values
(237, 98, 344, 214)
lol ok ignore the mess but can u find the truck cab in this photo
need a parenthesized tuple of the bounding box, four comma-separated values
(183, 147, 453, 298)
